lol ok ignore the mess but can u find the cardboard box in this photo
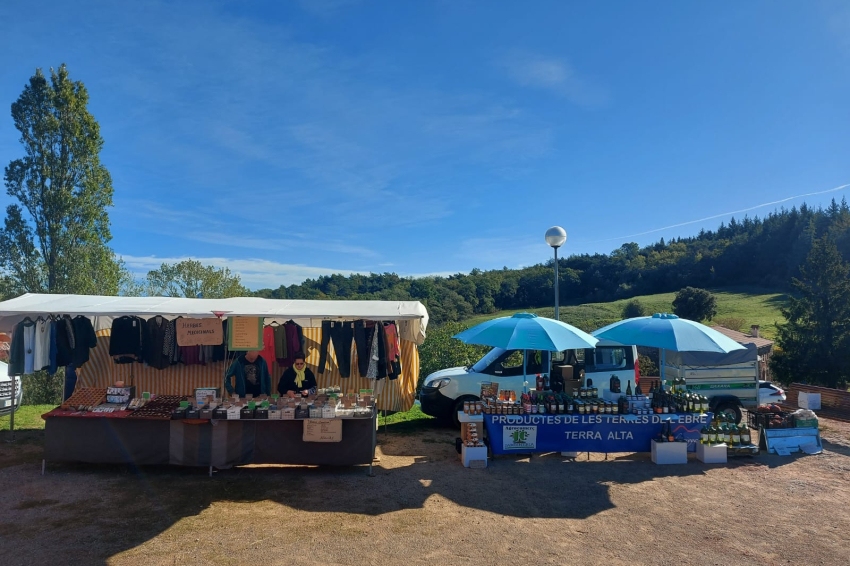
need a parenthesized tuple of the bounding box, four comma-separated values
(563, 379, 583, 395)
(696, 442, 727, 463)
(226, 406, 241, 420)
(555, 365, 574, 380)
(798, 392, 821, 410)
(268, 408, 282, 420)
(651, 440, 688, 464)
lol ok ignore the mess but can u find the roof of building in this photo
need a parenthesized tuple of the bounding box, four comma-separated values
(710, 325, 774, 353)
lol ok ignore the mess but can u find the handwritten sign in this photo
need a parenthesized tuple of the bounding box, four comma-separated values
(177, 318, 224, 346)
(303, 419, 343, 442)
(228, 317, 263, 351)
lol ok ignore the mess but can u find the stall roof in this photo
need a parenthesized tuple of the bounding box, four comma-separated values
(0, 294, 429, 342)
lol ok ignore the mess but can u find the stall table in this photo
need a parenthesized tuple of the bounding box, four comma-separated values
(484, 412, 712, 455)
(43, 408, 378, 474)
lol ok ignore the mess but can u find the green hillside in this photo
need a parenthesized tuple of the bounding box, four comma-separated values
(461, 287, 787, 340)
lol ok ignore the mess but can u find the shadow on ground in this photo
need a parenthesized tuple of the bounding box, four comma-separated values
(0, 418, 825, 565)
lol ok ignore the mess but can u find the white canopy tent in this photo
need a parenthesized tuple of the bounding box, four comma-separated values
(0, 294, 429, 343)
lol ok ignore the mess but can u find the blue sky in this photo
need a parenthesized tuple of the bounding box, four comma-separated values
(1, 1, 849, 290)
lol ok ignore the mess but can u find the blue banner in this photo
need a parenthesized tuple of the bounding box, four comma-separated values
(484, 413, 712, 455)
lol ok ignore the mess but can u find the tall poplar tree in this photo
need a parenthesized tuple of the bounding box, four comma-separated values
(1, 64, 125, 296)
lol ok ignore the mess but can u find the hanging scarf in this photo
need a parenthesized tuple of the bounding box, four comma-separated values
(294, 366, 307, 388)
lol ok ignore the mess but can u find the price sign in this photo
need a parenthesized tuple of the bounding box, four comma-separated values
(303, 419, 343, 442)
(228, 317, 263, 351)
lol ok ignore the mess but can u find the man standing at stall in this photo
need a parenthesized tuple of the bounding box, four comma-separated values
(224, 350, 271, 397)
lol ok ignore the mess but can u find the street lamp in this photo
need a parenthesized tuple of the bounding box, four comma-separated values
(545, 226, 567, 321)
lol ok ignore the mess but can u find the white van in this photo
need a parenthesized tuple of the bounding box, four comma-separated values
(420, 341, 640, 426)
(0, 361, 23, 416)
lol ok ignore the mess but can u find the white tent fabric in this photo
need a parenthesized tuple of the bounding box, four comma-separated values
(0, 294, 429, 343)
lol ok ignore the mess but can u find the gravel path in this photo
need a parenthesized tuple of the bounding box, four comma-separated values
(1, 417, 849, 566)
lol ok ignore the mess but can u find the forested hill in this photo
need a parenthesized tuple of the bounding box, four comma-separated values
(256, 200, 850, 324)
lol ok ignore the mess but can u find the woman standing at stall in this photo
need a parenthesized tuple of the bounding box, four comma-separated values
(277, 353, 317, 397)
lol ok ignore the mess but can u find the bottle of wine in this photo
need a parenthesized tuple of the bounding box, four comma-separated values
(730, 425, 741, 447)
(708, 425, 718, 444)
(626, 380, 633, 396)
(700, 425, 709, 444)
(635, 380, 643, 395)
(741, 424, 751, 445)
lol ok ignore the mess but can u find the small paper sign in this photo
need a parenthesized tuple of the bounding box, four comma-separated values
(195, 387, 219, 405)
(303, 419, 343, 442)
(176, 318, 224, 346)
(228, 317, 263, 351)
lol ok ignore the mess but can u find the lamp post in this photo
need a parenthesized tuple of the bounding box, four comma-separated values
(545, 226, 567, 321)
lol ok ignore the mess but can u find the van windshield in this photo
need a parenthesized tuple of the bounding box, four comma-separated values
(471, 347, 508, 373)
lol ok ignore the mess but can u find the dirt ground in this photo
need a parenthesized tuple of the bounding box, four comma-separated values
(1, 416, 849, 566)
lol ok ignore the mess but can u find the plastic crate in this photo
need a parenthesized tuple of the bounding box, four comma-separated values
(794, 417, 818, 428)
(750, 411, 794, 429)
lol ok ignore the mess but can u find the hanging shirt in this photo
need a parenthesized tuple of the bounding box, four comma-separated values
(109, 316, 144, 363)
(179, 345, 201, 365)
(55, 315, 75, 367)
(48, 320, 58, 375)
(260, 326, 277, 370)
(273, 324, 288, 361)
(71, 316, 98, 367)
(34, 318, 51, 371)
(23, 319, 36, 374)
(144, 316, 171, 369)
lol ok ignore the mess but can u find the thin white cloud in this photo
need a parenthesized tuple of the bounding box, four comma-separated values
(120, 254, 362, 289)
(586, 182, 850, 244)
(498, 51, 609, 107)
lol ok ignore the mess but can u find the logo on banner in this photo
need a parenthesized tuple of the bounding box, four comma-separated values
(504, 426, 537, 450)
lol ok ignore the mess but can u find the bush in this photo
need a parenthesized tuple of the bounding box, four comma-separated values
(21, 370, 63, 405)
(672, 287, 717, 322)
(638, 354, 658, 378)
(621, 299, 646, 319)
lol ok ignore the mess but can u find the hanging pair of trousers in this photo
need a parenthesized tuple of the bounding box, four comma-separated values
(318, 321, 354, 377)
(353, 320, 371, 376)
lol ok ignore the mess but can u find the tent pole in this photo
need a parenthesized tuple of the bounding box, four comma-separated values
(7, 374, 15, 442)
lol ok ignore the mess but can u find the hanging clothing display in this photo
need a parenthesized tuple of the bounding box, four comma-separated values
(108, 315, 144, 364)
(384, 322, 402, 380)
(34, 317, 51, 371)
(71, 316, 98, 367)
(318, 320, 353, 377)
(353, 320, 370, 376)
(273, 324, 288, 362)
(143, 315, 171, 370)
(55, 315, 75, 367)
(179, 345, 201, 365)
(210, 319, 227, 362)
(259, 326, 276, 370)
(7, 319, 30, 376)
(47, 319, 58, 375)
(278, 321, 304, 367)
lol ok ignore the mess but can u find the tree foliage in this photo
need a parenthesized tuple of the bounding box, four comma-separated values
(417, 322, 489, 390)
(146, 260, 249, 298)
(255, 199, 850, 326)
(1, 64, 126, 295)
(771, 236, 850, 388)
(622, 299, 646, 319)
(672, 287, 717, 322)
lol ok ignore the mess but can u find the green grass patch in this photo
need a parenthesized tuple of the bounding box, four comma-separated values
(462, 286, 786, 339)
(378, 404, 436, 434)
(0, 404, 55, 431)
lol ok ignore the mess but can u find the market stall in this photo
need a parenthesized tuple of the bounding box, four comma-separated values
(0, 294, 427, 472)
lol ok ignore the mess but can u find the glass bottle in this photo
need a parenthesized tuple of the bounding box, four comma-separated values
(730, 425, 741, 447)
(741, 424, 751, 445)
(700, 425, 709, 445)
(708, 425, 718, 444)
(626, 380, 633, 396)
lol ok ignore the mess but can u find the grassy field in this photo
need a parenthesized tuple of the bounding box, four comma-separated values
(463, 286, 787, 339)
(0, 404, 53, 431)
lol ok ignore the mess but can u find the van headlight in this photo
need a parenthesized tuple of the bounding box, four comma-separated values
(428, 378, 451, 389)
